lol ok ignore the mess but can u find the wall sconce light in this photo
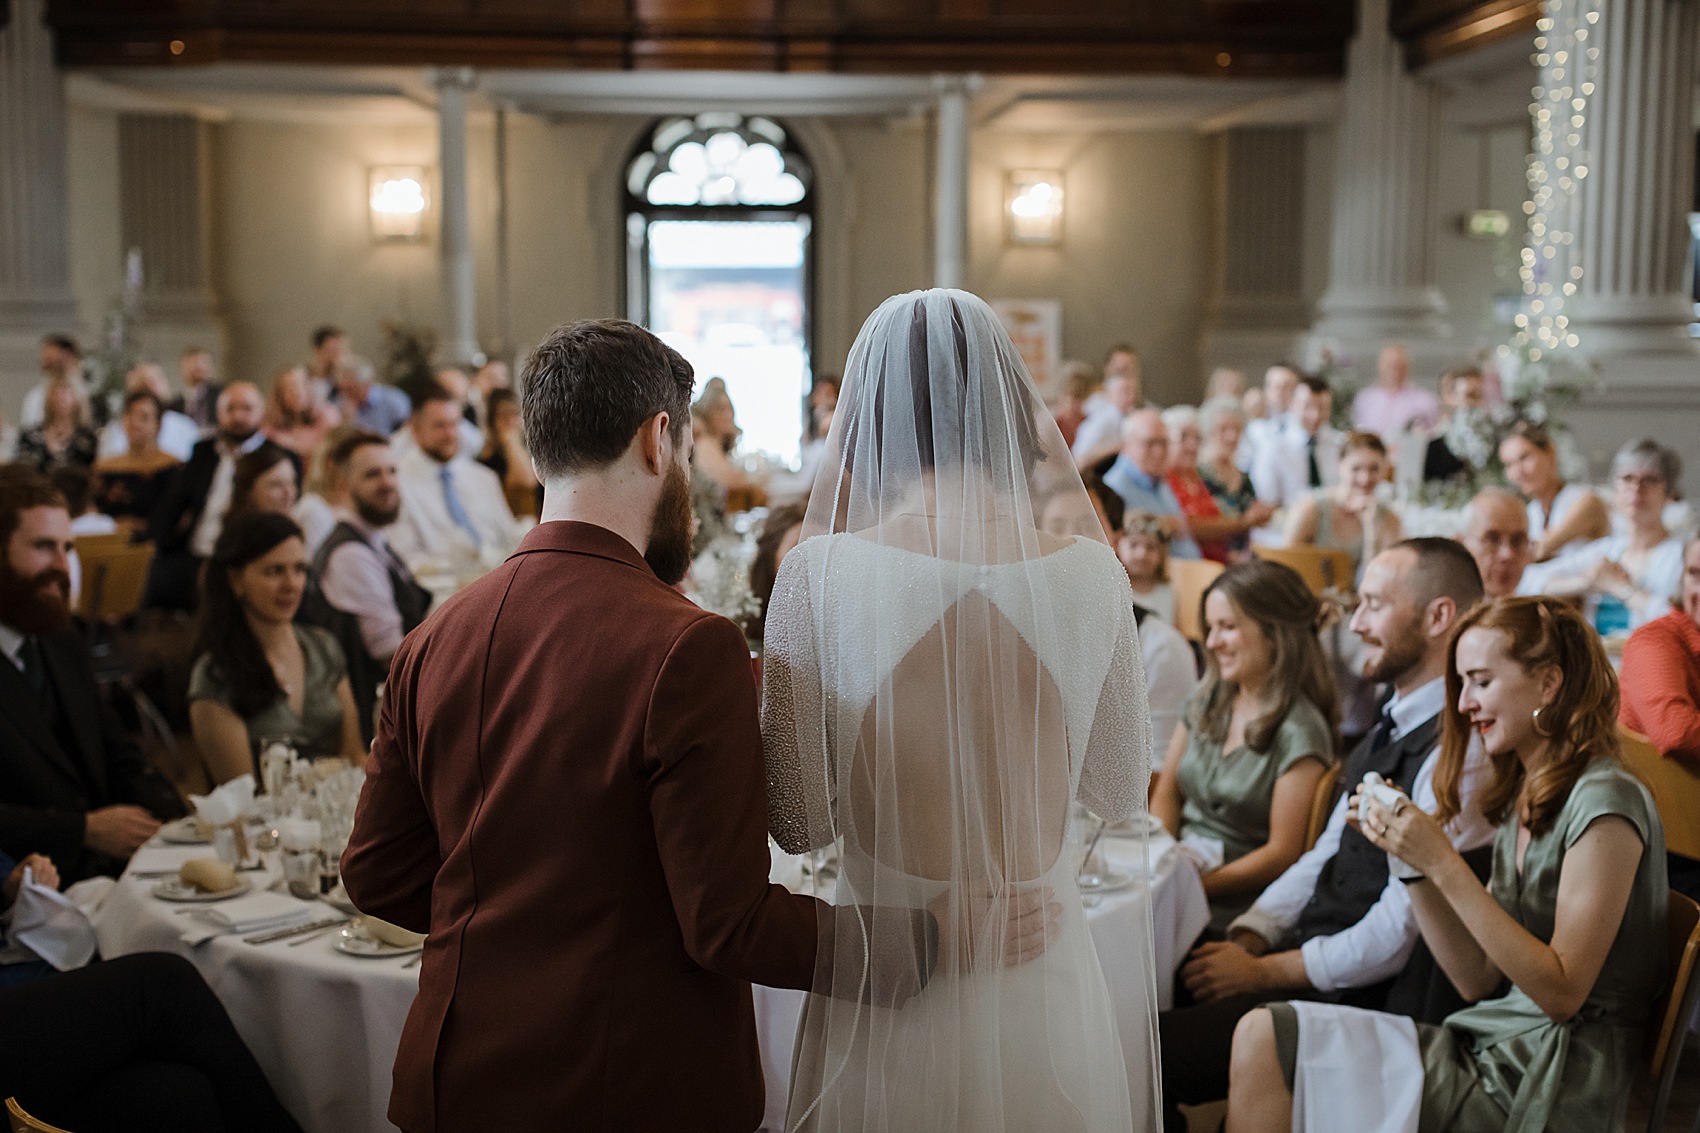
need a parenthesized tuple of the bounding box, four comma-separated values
(369, 166, 429, 242)
(1006, 170, 1064, 246)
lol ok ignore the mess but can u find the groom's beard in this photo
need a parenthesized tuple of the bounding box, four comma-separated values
(645, 460, 694, 586)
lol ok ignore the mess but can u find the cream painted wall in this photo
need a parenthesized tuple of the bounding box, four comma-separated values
(65, 105, 122, 351)
(1429, 122, 1529, 353)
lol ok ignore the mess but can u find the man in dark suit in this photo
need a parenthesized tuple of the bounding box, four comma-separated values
(0, 470, 183, 884)
(343, 321, 1041, 1133)
(146, 381, 271, 610)
(1157, 539, 1495, 1131)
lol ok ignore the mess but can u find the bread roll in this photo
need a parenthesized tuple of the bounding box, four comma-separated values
(179, 858, 239, 893)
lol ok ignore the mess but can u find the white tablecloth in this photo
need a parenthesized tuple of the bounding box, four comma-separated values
(754, 832, 1209, 1133)
(93, 843, 414, 1133)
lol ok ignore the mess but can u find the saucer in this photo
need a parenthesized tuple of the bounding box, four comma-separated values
(152, 878, 252, 903)
(334, 922, 423, 959)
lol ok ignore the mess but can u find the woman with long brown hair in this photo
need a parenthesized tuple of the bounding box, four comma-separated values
(1152, 559, 1338, 930)
(1226, 596, 1668, 1133)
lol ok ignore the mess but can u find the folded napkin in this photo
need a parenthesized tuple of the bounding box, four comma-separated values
(189, 775, 257, 826)
(4, 868, 103, 971)
(181, 891, 316, 945)
(128, 844, 216, 876)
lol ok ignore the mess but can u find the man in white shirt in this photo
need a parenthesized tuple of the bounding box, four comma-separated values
(1249, 377, 1342, 509)
(1236, 364, 1300, 472)
(1157, 538, 1494, 1129)
(1071, 347, 1145, 468)
(390, 384, 524, 576)
(389, 368, 483, 462)
(95, 364, 199, 461)
(1459, 488, 1535, 599)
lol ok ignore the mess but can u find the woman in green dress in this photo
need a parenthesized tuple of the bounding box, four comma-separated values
(1152, 559, 1337, 932)
(1226, 596, 1668, 1133)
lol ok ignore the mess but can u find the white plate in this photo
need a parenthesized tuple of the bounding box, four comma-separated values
(152, 877, 252, 903)
(334, 923, 423, 959)
(158, 817, 212, 845)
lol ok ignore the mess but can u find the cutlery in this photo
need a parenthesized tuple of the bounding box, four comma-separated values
(245, 917, 347, 945)
(285, 920, 350, 946)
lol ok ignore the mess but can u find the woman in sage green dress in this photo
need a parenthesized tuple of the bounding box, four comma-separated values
(1226, 596, 1668, 1133)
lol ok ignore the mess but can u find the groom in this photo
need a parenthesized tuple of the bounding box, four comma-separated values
(344, 321, 1045, 1132)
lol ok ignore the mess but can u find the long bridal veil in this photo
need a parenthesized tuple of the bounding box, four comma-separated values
(762, 289, 1162, 1131)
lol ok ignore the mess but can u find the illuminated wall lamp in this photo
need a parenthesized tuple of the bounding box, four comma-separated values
(370, 166, 429, 242)
(1007, 170, 1064, 246)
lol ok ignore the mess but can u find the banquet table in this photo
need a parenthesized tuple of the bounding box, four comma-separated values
(94, 830, 1206, 1133)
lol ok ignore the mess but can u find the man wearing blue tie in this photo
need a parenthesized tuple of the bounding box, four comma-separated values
(390, 383, 525, 578)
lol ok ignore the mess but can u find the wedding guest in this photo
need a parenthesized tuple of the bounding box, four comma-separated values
(305, 325, 350, 401)
(1103, 410, 1202, 559)
(93, 392, 181, 526)
(1252, 377, 1342, 509)
(16, 377, 97, 475)
(1620, 533, 1700, 897)
(222, 441, 300, 525)
(1350, 343, 1439, 438)
(263, 365, 341, 460)
(1140, 603, 1198, 773)
(95, 364, 197, 461)
(689, 381, 758, 554)
(1197, 396, 1275, 562)
(476, 388, 540, 518)
(1208, 366, 1246, 400)
(743, 502, 807, 651)
(147, 381, 270, 610)
(389, 383, 523, 575)
(0, 852, 60, 988)
(1238, 364, 1300, 472)
(174, 346, 223, 432)
(0, 952, 304, 1133)
(1284, 431, 1403, 581)
(17, 336, 84, 430)
(291, 425, 357, 556)
(1499, 419, 1608, 561)
(189, 512, 363, 784)
(1421, 367, 1488, 483)
(49, 467, 116, 537)
(1538, 438, 1683, 633)
(1072, 347, 1144, 467)
(466, 358, 510, 431)
(303, 431, 431, 745)
(1159, 539, 1491, 1132)
(1050, 361, 1095, 450)
(784, 375, 839, 499)
(333, 358, 411, 437)
(1458, 488, 1534, 599)
(0, 469, 182, 882)
(1117, 510, 1176, 623)
(1228, 598, 1668, 1133)
(1152, 560, 1337, 931)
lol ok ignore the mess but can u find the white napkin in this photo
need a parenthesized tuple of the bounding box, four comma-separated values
(6, 868, 102, 971)
(127, 844, 213, 875)
(180, 891, 315, 945)
(1176, 833, 1225, 874)
(189, 774, 257, 826)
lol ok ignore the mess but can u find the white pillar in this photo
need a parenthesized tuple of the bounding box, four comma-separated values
(0, 0, 78, 398)
(433, 67, 480, 365)
(1308, 0, 1449, 355)
(1563, 0, 1699, 359)
(933, 76, 972, 291)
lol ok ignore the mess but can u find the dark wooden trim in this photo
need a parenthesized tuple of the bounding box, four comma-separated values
(1391, 0, 1540, 68)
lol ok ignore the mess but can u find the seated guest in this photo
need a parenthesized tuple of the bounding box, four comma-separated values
(476, 388, 540, 518)
(1071, 349, 1144, 467)
(189, 512, 363, 784)
(0, 470, 182, 882)
(16, 377, 97, 475)
(147, 381, 269, 611)
(263, 365, 341, 460)
(1421, 367, 1488, 483)
(222, 440, 300, 525)
(1103, 410, 1202, 559)
(0, 952, 303, 1133)
(1116, 510, 1176, 622)
(1159, 540, 1491, 1131)
(305, 324, 350, 402)
(394, 368, 485, 462)
(1251, 377, 1342, 510)
(303, 431, 431, 745)
(1228, 597, 1667, 1133)
(466, 358, 511, 431)
(1152, 560, 1337, 931)
(1284, 431, 1403, 582)
(1458, 487, 1534, 599)
(1538, 437, 1683, 633)
(1139, 601, 1197, 773)
(291, 425, 357, 556)
(174, 345, 223, 432)
(1191, 397, 1275, 562)
(390, 384, 524, 574)
(95, 364, 198, 461)
(1049, 361, 1095, 450)
(0, 852, 61, 988)
(1208, 366, 1246, 400)
(742, 502, 806, 655)
(49, 467, 116, 537)
(333, 358, 411, 437)
(1499, 419, 1608, 561)
(689, 381, 760, 555)
(1238, 364, 1300, 473)
(93, 392, 182, 526)
(1619, 532, 1700, 898)
(1349, 342, 1438, 438)
(16, 335, 84, 430)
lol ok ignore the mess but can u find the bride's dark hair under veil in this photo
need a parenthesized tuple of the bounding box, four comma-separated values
(762, 289, 1161, 1132)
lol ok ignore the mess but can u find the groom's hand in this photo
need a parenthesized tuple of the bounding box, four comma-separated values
(927, 887, 1062, 973)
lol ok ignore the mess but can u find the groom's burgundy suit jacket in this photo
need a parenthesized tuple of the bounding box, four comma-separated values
(343, 520, 819, 1133)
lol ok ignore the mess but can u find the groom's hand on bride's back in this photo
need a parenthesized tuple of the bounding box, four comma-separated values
(926, 887, 1063, 974)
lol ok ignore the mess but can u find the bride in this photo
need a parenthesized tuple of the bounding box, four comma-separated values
(761, 289, 1161, 1132)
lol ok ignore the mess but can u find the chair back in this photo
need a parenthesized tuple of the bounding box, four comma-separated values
(1254, 544, 1357, 596)
(6, 1097, 73, 1133)
(1305, 762, 1342, 852)
(1643, 890, 1700, 1132)
(1617, 725, 1700, 861)
(1168, 557, 1225, 643)
(73, 537, 154, 623)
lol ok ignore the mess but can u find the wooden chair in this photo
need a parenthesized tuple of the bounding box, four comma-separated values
(6, 1097, 73, 1133)
(1645, 890, 1700, 1133)
(1617, 725, 1700, 861)
(1253, 544, 1357, 596)
(1304, 762, 1342, 852)
(73, 538, 153, 623)
(1169, 558, 1225, 643)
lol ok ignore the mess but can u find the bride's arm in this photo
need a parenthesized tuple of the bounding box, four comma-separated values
(761, 553, 836, 854)
(1079, 596, 1153, 824)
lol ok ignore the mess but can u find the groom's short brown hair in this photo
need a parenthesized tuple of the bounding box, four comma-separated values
(521, 319, 695, 477)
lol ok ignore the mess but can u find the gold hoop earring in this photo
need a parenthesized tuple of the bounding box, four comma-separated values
(1531, 705, 1552, 737)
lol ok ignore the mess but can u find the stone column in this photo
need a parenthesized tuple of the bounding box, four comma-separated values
(434, 67, 480, 366)
(1205, 126, 1313, 372)
(0, 0, 78, 398)
(933, 76, 972, 291)
(1563, 0, 1699, 358)
(1308, 0, 1449, 358)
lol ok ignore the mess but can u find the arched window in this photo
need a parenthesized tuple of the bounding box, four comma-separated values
(626, 114, 814, 464)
